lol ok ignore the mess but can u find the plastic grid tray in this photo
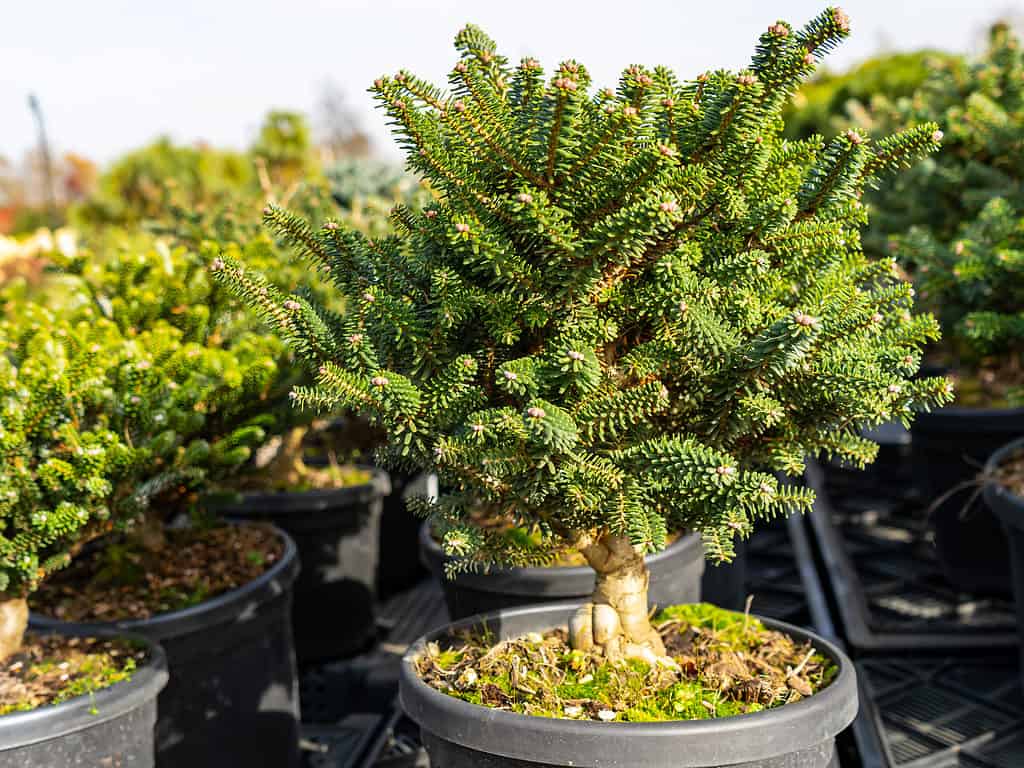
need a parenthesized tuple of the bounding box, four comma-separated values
(805, 459, 1016, 652)
(853, 655, 1024, 768)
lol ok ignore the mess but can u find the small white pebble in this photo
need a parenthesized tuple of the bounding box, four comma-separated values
(597, 710, 617, 722)
(564, 705, 583, 717)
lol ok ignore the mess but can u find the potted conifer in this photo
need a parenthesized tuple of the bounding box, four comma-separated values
(983, 437, 1024, 686)
(11, 237, 303, 768)
(878, 24, 1024, 593)
(0, 307, 171, 765)
(217, 9, 949, 766)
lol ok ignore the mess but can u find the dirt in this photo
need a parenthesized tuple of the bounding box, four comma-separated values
(415, 603, 837, 722)
(945, 364, 1024, 409)
(31, 523, 282, 622)
(0, 634, 143, 716)
(231, 459, 373, 494)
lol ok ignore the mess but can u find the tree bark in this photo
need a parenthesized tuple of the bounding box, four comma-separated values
(568, 533, 667, 660)
(0, 596, 28, 661)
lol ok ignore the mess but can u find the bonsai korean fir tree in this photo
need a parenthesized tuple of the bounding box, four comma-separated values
(216, 8, 950, 661)
(0, 304, 279, 661)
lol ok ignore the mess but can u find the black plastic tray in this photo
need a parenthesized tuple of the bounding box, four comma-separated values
(805, 459, 1017, 652)
(301, 715, 381, 768)
(853, 654, 1024, 768)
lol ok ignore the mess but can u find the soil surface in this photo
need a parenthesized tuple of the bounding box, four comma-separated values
(235, 462, 372, 494)
(944, 363, 1023, 409)
(31, 523, 282, 622)
(416, 603, 836, 722)
(0, 634, 142, 715)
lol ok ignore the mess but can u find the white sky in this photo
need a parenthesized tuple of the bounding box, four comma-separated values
(2, 0, 1018, 167)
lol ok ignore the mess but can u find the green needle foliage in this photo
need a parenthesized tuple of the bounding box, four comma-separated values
(870, 24, 1024, 244)
(783, 49, 959, 141)
(872, 24, 1024, 405)
(0, 231, 301, 598)
(216, 9, 951, 568)
(0, 306, 280, 597)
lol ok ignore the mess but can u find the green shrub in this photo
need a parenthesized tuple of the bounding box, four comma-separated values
(218, 11, 950, 658)
(875, 24, 1024, 404)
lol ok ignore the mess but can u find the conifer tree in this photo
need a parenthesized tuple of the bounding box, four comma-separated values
(870, 24, 1024, 404)
(0, 303, 281, 659)
(216, 9, 951, 660)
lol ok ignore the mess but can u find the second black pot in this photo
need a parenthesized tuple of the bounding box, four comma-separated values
(911, 405, 1024, 595)
(216, 467, 391, 662)
(30, 525, 302, 768)
(400, 602, 857, 767)
(420, 523, 705, 620)
(0, 631, 167, 767)
(983, 436, 1024, 688)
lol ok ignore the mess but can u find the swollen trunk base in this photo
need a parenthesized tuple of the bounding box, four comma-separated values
(400, 602, 857, 768)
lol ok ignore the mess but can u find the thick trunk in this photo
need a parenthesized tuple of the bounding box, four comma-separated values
(0, 596, 28, 661)
(262, 427, 311, 489)
(568, 533, 667, 660)
(134, 510, 167, 553)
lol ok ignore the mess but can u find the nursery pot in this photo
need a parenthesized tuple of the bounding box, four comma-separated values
(911, 405, 1024, 595)
(31, 525, 301, 768)
(699, 536, 748, 612)
(420, 523, 705, 620)
(399, 602, 857, 768)
(0, 631, 167, 767)
(214, 467, 391, 662)
(377, 469, 430, 599)
(983, 436, 1024, 687)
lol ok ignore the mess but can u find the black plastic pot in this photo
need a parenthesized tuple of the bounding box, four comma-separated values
(420, 523, 705, 620)
(377, 469, 429, 600)
(400, 602, 857, 768)
(31, 525, 301, 768)
(215, 467, 391, 662)
(984, 436, 1024, 688)
(911, 405, 1024, 595)
(699, 537, 747, 611)
(0, 631, 167, 767)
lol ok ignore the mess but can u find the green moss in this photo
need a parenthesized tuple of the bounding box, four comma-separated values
(0, 646, 137, 716)
(417, 603, 838, 723)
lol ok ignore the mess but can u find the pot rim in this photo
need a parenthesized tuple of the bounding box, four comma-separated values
(420, 521, 703, 580)
(210, 464, 392, 510)
(399, 601, 858, 767)
(912, 404, 1024, 431)
(29, 524, 299, 641)
(984, 436, 1024, 520)
(0, 629, 168, 751)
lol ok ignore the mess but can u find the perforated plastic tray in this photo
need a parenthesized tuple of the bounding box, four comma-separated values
(853, 655, 1024, 768)
(806, 459, 1017, 652)
(301, 715, 381, 768)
